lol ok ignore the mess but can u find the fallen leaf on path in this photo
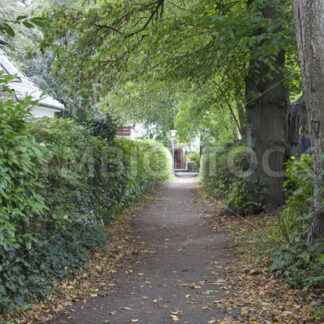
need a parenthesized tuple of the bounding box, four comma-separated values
(170, 310, 183, 316)
(170, 315, 179, 321)
(120, 306, 132, 310)
(209, 211, 324, 323)
(190, 283, 201, 289)
(53, 305, 63, 312)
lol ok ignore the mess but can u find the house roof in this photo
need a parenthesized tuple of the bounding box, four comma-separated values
(0, 48, 64, 111)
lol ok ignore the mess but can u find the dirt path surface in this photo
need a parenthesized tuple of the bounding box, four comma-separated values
(49, 176, 238, 324)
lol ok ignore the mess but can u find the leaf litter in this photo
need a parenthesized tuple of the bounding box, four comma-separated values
(2, 198, 154, 323)
(210, 209, 324, 323)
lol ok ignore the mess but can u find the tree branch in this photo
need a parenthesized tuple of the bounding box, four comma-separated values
(94, 1, 165, 39)
(226, 100, 244, 138)
(126, 0, 165, 38)
(95, 24, 123, 35)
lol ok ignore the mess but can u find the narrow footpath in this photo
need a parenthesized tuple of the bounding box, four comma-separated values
(50, 176, 238, 323)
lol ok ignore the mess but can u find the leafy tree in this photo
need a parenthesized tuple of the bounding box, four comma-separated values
(36, 0, 298, 210)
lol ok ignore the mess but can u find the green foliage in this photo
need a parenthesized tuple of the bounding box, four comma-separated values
(186, 152, 201, 172)
(0, 16, 44, 37)
(201, 142, 265, 215)
(0, 105, 171, 312)
(0, 0, 44, 38)
(101, 80, 177, 136)
(33, 0, 296, 146)
(228, 179, 265, 215)
(0, 71, 47, 249)
(29, 116, 171, 226)
(259, 155, 324, 288)
(82, 114, 117, 142)
(314, 305, 324, 322)
(267, 155, 314, 245)
(201, 143, 245, 198)
(278, 155, 314, 242)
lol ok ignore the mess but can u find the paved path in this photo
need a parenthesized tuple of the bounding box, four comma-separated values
(50, 176, 237, 323)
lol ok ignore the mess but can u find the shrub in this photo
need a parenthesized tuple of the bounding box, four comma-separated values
(0, 108, 171, 312)
(0, 72, 47, 250)
(186, 152, 200, 172)
(82, 113, 117, 143)
(260, 155, 324, 288)
(200, 143, 246, 198)
(201, 143, 266, 215)
(228, 179, 265, 215)
(0, 72, 52, 312)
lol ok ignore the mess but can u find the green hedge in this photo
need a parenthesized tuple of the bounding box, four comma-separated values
(0, 78, 171, 313)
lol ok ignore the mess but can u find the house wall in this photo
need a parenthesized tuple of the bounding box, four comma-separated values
(31, 106, 60, 118)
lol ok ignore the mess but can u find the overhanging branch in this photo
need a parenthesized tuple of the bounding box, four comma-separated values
(126, 0, 165, 38)
(94, 0, 165, 39)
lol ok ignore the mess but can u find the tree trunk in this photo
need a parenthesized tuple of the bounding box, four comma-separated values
(293, 1, 324, 247)
(245, 48, 290, 211)
(244, 2, 291, 211)
(287, 97, 307, 157)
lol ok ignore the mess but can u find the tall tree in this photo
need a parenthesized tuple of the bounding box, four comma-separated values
(39, 0, 296, 211)
(244, 0, 292, 210)
(293, 0, 324, 247)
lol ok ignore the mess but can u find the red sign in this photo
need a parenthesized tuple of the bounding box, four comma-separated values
(117, 128, 131, 136)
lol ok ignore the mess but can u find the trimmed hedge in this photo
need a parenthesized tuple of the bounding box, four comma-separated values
(0, 107, 171, 312)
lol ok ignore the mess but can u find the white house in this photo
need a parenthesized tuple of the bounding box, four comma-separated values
(0, 48, 64, 117)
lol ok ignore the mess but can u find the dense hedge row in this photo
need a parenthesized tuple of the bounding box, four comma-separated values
(0, 74, 171, 312)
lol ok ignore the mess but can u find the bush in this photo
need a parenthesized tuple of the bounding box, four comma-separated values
(82, 113, 117, 143)
(228, 179, 265, 215)
(0, 72, 47, 250)
(0, 72, 52, 312)
(200, 143, 246, 198)
(186, 152, 200, 172)
(201, 143, 266, 215)
(261, 155, 324, 288)
(0, 104, 171, 312)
